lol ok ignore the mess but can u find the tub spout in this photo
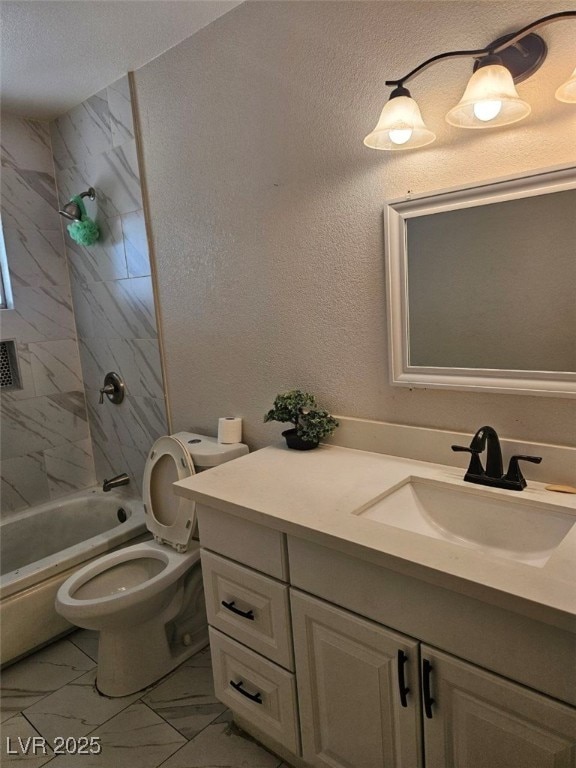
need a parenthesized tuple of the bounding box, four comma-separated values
(103, 473, 130, 492)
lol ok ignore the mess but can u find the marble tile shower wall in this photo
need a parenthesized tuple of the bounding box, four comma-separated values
(0, 114, 95, 515)
(50, 76, 167, 490)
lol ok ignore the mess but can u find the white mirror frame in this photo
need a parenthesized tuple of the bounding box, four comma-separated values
(384, 164, 576, 398)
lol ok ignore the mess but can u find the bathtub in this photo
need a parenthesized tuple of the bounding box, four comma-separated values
(0, 487, 147, 666)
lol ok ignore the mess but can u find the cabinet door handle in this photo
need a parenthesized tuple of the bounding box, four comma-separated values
(229, 679, 263, 704)
(397, 649, 410, 707)
(422, 659, 435, 719)
(221, 600, 255, 620)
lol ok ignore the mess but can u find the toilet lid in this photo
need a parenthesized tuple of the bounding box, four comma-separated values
(143, 435, 196, 552)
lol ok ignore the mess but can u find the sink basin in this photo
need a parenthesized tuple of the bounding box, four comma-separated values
(354, 477, 576, 567)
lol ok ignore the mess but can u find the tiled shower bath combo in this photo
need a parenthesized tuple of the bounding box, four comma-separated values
(0, 76, 169, 665)
(0, 75, 167, 516)
(50, 75, 167, 490)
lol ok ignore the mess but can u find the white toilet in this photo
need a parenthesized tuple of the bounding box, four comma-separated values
(56, 432, 248, 697)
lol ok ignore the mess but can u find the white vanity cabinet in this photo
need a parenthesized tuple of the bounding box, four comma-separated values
(196, 504, 576, 768)
(198, 507, 301, 758)
(422, 647, 576, 768)
(291, 591, 422, 768)
(292, 593, 576, 768)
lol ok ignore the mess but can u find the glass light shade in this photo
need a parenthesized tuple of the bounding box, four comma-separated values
(555, 67, 576, 103)
(364, 95, 436, 150)
(446, 64, 531, 128)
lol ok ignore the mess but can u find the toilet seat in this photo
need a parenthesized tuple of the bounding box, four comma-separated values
(56, 541, 200, 623)
(143, 435, 196, 552)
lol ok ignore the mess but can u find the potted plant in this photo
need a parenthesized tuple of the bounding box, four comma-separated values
(264, 390, 339, 450)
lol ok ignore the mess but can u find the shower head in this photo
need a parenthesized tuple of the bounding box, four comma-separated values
(58, 188, 96, 222)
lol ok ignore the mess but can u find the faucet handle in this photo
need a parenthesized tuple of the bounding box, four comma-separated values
(99, 384, 115, 404)
(451, 445, 484, 477)
(503, 455, 542, 489)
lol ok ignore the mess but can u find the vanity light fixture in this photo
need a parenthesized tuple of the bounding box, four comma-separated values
(555, 66, 576, 103)
(364, 11, 576, 150)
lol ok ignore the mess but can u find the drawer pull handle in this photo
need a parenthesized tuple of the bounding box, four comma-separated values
(230, 679, 263, 704)
(221, 600, 255, 620)
(397, 649, 409, 707)
(422, 659, 435, 719)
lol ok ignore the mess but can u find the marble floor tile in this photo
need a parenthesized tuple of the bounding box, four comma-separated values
(183, 645, 212, 668)
(160, 720, 283, 768)
(68, 630, 98, 663)
(46, 701, 186, 768)
(143, 664, 227, 740)
(0, 714, 55, 766)
(0, 639, 95, 721)
(24, 668, 141, 742)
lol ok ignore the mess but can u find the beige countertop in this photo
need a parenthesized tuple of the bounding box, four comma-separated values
(174, 443, 576, 631)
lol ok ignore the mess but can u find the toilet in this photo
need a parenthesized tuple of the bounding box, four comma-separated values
(55, 432, 248, 697)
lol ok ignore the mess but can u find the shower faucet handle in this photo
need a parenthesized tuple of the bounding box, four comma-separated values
(98, 372, 125, 405)
(99, 384, 115, 404)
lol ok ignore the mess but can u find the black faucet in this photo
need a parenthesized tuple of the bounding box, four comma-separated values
(102, 473, 130, 492)
(452, 426, 542, 491)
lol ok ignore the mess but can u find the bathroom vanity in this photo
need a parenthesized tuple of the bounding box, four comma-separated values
(174, 440, 576, 768)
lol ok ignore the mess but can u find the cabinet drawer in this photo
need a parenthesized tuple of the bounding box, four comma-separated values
(209, 627, 300, 755)
(197, 504, 288, 579)
(202, 550, 294, 670)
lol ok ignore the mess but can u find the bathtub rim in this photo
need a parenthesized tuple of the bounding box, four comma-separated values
(0, 486, 146, 601)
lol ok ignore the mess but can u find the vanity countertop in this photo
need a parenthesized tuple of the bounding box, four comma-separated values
(174, 443, 576, 631)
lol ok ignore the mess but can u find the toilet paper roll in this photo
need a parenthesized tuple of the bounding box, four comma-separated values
(218, 417, 242, 444)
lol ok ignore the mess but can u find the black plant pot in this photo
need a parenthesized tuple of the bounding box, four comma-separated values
(282, 428, 319, 451)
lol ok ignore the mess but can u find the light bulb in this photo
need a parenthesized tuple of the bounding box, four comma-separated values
(389, 127, 413, 145)
(364, 86, 436, 150)
(473, 99, 502, 122)
(446, 60, 530, 129)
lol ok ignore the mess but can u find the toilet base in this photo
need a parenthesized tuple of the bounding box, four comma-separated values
(96, 615, 208, 697)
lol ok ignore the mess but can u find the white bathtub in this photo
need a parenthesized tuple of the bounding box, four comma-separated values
(0, 487, 147, 666)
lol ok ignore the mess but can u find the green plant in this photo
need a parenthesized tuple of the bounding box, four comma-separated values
(264, 389, 339, 444)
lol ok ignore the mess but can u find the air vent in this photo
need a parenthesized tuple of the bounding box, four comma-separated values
(0, 341, 21, 390)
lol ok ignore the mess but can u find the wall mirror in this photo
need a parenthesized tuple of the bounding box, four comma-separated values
(384, 165, 576, 397)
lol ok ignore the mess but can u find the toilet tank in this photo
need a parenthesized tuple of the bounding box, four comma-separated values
(171, 432, 248, 472)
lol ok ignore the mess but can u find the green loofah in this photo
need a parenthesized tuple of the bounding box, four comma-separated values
(66, 195, 100, 246)
(67, 217, 100, 246)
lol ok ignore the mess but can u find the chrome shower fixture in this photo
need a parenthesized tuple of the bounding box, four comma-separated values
(58, 187, 96, 222)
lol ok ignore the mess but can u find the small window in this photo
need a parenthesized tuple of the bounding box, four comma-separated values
(0, 217, 13, 309)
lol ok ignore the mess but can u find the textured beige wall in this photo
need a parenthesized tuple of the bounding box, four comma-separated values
(134, 1, 576, 449)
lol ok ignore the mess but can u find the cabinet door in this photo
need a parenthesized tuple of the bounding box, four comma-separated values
(291, 590, 422, 768)
(422, 646, 576, 768)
